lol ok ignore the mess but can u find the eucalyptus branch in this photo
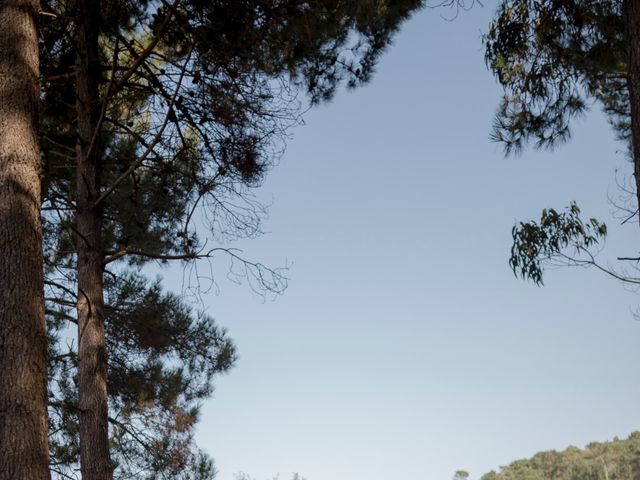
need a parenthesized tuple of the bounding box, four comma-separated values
(556, 251, 640, 285)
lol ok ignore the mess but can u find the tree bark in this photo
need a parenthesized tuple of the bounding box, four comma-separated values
(75, 0, 113, 478)
(0, 1, 51, 479)
(624, 0, 640, 221)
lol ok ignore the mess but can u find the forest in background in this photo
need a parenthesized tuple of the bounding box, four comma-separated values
(478, 431, 640, 480)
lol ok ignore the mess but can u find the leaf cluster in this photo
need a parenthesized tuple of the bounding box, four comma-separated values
(510, 202, 607, 285)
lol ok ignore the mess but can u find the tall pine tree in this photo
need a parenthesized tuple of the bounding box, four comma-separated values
(0, 1, 50, 478)
(39, 1, 424, 478)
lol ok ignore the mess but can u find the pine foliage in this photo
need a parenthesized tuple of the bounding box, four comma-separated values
(485, 0, 628, 154)
(39, 0, 424, 476)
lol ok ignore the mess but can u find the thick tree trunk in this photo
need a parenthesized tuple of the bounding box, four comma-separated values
(0, 1, 50, 479)
(624, 0, 640, 221)
(75, 0, 113, 478)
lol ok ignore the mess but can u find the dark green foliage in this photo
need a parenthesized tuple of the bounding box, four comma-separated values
(40, 0, 424, 476)
(485, 0, 628, 154)
(510, 203, 607, 285)
(165, 0, 423, 103)
(46, 273, 236, 479)
(481, 431, 640, 479)
(40, 0, 424, 286)
(105, 274, 235, 407)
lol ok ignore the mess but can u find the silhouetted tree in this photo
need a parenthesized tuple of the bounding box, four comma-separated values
(485, 0, 640, 215)
(485, 1, 628, 157)
(47, 272, 235, 479)
(39, 1, 424, 477)
(484, 1, 640, 288)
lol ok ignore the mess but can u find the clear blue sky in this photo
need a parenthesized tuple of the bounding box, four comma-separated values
(160, 3, 640, 479)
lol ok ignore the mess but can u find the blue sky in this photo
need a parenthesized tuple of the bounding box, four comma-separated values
(161, 3, 640, 479)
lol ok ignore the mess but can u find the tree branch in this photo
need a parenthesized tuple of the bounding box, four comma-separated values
(108, 0, 181, 99)
(92, 46, 193, 209)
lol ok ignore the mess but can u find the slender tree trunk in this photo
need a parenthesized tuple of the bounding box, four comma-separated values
(624, 0, 640, 221)
(0, 1, 50, 479)
(75, 0, 113, 478)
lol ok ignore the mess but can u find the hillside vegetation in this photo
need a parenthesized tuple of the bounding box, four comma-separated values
(481, 432, 640, 480)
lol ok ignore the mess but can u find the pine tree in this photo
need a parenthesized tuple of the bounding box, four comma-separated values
(0, 1, 50, 478)
(484, 0, 640, 286)
(624, 0, 640, 217)
(46, 272, 235, 479)
(39, 1, 424, 477)
(485, 0, 640, 214)
(485, 0, 627, 153)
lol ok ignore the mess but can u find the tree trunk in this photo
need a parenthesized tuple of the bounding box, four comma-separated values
(75, 0, 113, 478)
(624, 0, 640, 221)
(0, 1, 50, 479)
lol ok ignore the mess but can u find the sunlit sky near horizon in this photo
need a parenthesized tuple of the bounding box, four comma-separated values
(157, 3, 640, 479)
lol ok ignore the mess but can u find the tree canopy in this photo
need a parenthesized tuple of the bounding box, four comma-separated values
(38, 0, 425, 477)
(485, 0, 628, 155)
(481, 431, 640, 480)
(484, 0, 640, 288)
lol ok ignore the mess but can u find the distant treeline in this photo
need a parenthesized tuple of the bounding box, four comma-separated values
(481, 432, 640, 480)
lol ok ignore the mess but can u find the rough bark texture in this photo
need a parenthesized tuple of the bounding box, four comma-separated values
(75, 0, 113, 478)
(0, 1, 51, 479)
(624, 0, 640, 220)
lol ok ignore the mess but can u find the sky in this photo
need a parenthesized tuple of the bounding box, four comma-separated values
(158, 3, 640, 479)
